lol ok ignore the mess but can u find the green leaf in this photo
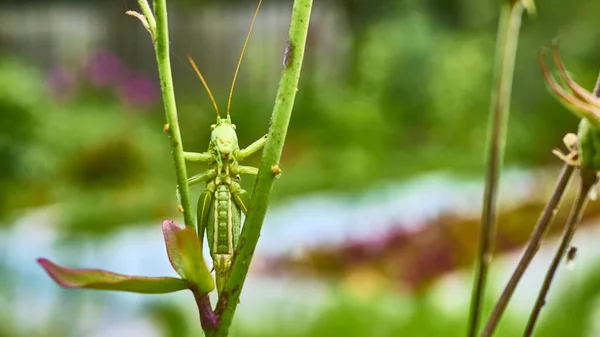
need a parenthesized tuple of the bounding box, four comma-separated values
(37, 258, 190, 294)
(162, 220, 214, 294)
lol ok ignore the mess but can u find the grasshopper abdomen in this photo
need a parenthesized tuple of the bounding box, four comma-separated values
(206, 183, 241, 292)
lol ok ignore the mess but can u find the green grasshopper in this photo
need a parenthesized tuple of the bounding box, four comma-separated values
(181, 0, 266, 294)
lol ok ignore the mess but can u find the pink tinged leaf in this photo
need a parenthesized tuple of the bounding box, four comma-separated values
(37, 258, 190, 294)
(163, 220, 186, 277)
(162, 220, 214, 294)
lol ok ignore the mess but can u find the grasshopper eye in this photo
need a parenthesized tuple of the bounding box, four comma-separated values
(211, 124, 216, 130)
(231, 124, 236, 130)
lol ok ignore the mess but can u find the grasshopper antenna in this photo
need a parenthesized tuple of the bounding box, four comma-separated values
(227, 0, 263, 118)
(186, 53, 221, 119)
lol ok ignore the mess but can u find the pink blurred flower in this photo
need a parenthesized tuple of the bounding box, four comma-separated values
(84, 50, 128, 88)
(117, 73, 159, 109)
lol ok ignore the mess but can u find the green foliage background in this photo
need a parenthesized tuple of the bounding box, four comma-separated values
(2, 0, 599, 231)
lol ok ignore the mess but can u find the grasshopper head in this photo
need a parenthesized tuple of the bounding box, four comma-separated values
(210, 117, 239, 157)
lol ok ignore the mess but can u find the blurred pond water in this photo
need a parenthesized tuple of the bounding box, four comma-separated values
(2, 168, 600, 336)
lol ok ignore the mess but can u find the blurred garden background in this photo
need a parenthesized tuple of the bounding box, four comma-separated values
(2, 0, 600, 336)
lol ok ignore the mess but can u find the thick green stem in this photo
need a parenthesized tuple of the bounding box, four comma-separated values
(208, 1, 313, 336)
(149, 0, 195, 229)
(468, 1, 525, 336)
(523, 168, 597, 337)
(480, 163, 574, 337)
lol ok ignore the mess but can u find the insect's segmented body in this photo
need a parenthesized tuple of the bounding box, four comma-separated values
(181, 0, 266, 295)
(184, 118, 266, 294)
(210, 184, 240, 255)
(204, 142, 242, 282)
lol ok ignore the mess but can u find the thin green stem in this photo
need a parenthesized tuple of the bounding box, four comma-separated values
(150, 0, 195, 229)
(468, 1, 525, 336)
(136, 0, 156, 33)
(208, 1, 313, 336)
(523, 168, 597, 337)
(133, 0, 215, 330)
(480, 163, 575, 337)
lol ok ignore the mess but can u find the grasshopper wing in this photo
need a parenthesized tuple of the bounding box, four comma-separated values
(231, 189, 249, 249)
(232, 189, 251, 215)
(197, 189, 213, 247)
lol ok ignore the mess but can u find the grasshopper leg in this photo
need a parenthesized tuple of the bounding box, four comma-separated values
(237, 134, 267, 160)
(183, 151, 214, 162)
(188, 169, 217, 186)
(236, 165, 259, 175)
(176, 169, 216, 205)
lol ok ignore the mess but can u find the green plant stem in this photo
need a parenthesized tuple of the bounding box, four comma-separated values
(468, 1, 525, 336)
(523, 168, 597, 337)
(480, 163, 574, 337)
(147, 0, 195, 229)
(207, 1, 313, 336)
(136, 0, 156, 33)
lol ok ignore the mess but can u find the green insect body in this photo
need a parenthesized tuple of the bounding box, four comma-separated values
(184, 117, 266, 294)
(181, 0, 265, 294)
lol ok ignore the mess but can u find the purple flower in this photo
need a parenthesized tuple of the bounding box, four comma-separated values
(117, 73, 159, 110)
(84, 50, 128, 88)
(46, 66, 77, 101)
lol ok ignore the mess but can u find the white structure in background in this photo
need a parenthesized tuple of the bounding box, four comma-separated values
(0, 2, 346, 100)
